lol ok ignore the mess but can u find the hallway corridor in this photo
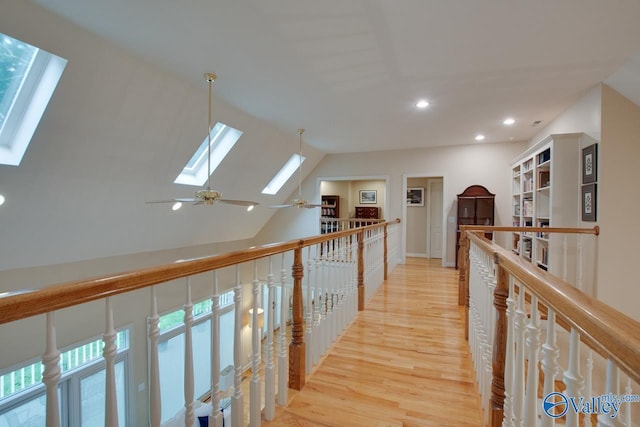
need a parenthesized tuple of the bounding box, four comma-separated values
(263, 258, 484, 426)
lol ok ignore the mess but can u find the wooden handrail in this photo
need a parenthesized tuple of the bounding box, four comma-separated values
(465, 231, 640, 387)
(0, 219, 401, 326)
(460, 224, 600, 235)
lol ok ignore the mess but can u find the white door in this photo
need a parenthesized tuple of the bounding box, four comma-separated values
(429, 180, 443, 258)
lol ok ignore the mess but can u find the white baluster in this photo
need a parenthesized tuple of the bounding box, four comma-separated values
(523, 295, 541, 426)
(148, 287, 161, 427)
(624, 377, 632, 427)
(232, 266, 244, 427)
(540, 309, 559, 427)
(513, 283, 527, 427)
(305, 246, 313, 374)
(598, 360, 621, 427)
(184, 279, 195, 427)
(329, 241, 337, 344)
(322, 242, 330, 355)
(563, 328, 584, 427)
(584, 350, 593, 427)
(210, 271, 222, 427)
(264, 257, 276, 420)
(503, 277, 517, 427)
(577, 234, 584, 292)
(312, 246, 322, 366)
(43, 312, 61, 427)
(277, 255, 288, 406)
(250, 261, 261, 427)
(104, 297, 119, 427)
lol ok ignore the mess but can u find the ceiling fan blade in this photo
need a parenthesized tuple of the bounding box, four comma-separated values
(218, 198, 259, 206)
(145, 198, 197, 204)
(303, 204, 323, 208)
(145, 200, 174, 204)
(269, 204, 295, 209)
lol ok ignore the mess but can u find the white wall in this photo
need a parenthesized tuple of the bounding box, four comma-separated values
(529, 84, 602, 148)
(598, 85, 640, 320)
(256, 141, 528, 266)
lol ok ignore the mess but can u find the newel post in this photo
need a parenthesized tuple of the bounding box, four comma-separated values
(357, 230, 365, 311)
(458, 228, 471, 339)
(489, 254, 509, 427)
(383, 224, 389, 280)
(289, 246, 306, 390)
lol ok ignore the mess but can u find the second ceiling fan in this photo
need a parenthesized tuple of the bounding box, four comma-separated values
(270, 128, 324, 209)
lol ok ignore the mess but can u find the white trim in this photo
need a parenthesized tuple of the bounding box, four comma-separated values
(0, 46, 67, 166)
(402, 173, 448, 267)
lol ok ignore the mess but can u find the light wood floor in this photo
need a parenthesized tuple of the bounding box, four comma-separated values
(262, 257, 484, 427)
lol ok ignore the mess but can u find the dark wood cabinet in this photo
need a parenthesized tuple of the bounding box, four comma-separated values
(354, 206, 380, 227)
(456, 185, 495, 268)
(355, 206, 379, 219)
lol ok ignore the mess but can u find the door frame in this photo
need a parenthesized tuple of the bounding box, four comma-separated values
(402, 173, 448, 267)
(426, 178, 444, 258)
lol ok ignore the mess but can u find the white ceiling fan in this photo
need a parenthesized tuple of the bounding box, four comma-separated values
(147, 73, 258, 208)
(270, 128, 326, 209)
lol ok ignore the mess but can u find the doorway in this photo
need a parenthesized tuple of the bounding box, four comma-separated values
(404, 176, 444, 260)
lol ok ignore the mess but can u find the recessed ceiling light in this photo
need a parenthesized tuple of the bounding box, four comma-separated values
(475, 134, 485, 141)
(172, 202, 182, 211)
(246, 205, 255, 212)
(416, 99, 430, 109)
(0, 194, 5, 206)
(503, 117, 515, 126)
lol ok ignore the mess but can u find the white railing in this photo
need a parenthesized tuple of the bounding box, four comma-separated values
(0, 219, 401, 427)
(459, 227, 640, 427)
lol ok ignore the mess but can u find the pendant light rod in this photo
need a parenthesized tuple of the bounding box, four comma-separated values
(298, 128, 304, 199)
(205, 73, 217, 192)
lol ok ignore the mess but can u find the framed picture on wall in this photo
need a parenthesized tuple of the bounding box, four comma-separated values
(581, 183, 597, 221)
(582, 144, 598, 184)
(406, 187, 424, 206)
(359, 190, 377, 204)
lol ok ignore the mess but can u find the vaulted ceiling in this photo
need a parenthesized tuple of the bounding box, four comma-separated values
(33, 0, 640, 151)
(1, 0, 640, 272)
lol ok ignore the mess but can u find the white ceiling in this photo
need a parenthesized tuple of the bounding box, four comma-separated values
(2, 0, 640, 273)
(32, 0, 640, 153)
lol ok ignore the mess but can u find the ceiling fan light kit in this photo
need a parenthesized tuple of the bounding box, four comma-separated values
(147, 73, 258, 209)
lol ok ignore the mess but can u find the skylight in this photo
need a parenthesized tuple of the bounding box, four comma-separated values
(262, 153, 305, 195)
(0, 33, 67, 166)
(174, 122, 243, 186)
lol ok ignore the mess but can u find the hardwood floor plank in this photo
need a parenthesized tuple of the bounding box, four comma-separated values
(262, 258, 484, 426)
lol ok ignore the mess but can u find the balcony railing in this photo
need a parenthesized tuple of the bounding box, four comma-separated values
(0, 219, 401, 427)
(458, 225, 640, 427)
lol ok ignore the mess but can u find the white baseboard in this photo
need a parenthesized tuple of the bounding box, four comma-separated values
(406, 252, 428, 258)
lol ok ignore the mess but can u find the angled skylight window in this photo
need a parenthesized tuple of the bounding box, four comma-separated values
(262, 153, 305, 195)
(0, 33, 67, 166)
(174, 122, 243, 186)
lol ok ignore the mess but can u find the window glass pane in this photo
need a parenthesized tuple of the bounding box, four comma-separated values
(193, 320, 211, 399)
(219, 310, 235, 372)
(159, 333, 184, 423)
(0, 34, 37, 130)
(79, 361, 125, 427)
(0, 393, 46, 426)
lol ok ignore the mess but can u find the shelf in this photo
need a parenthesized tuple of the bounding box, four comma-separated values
(537, 186, 550, 191)
(535, 236, 549, 242)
